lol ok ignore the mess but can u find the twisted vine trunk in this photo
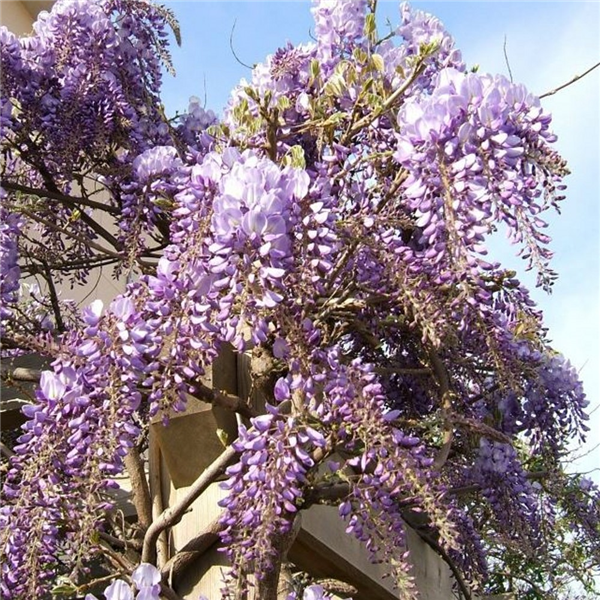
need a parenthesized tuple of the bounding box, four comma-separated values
(255, 516, 302, 600)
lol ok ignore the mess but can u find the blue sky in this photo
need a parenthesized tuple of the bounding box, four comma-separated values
(161, 1, 600, 479)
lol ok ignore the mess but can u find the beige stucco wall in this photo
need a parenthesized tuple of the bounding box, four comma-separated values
(0, 0, 34, 35)
(0, 1, 54, 36)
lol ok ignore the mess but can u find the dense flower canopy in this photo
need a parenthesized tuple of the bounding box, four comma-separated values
(0, 1, 598, 599)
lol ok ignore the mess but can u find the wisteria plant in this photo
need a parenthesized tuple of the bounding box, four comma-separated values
(1, 1, 599, 599)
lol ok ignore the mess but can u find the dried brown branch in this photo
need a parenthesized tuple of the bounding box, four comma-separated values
(123, 447, 153, 531)
(148, 431, 169, 569)
(160, 516, 222, 583)
(141, 444, 238, 563)
(0, 365, 42, 382)
(429, 349, 454, 471)
(256, 514, 302, 600)
(1, 180, 119, 214)
(191, 381, 257, 419)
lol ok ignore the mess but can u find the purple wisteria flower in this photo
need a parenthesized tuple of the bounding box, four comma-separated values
(85, 563, 161, 600)
(133, 146, 183, 184)
(312, 0, 368, 71)
(219, 412, 326, 585)
(176, 96, 218, 148)
(395, 65, 566, 292)
(0, 201, 22, 326)
(293, 584, 349, 600)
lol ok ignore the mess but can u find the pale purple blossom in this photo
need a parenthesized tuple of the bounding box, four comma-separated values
(133, 146, 183, 184)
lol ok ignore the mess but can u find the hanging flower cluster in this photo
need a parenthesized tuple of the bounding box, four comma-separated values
(395, 67, 567, 290)
(0, 294, 165, 598)
(0, 196, 22, 330)
(219, 412, 326, 588)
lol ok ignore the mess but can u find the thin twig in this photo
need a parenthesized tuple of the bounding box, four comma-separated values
(75, 572, 128, 595)
(22, 255, 119, 274)
(0, 181, 122, 250)
(78, 210, 122, 250)
(229, 19, 253, 70)
(97, 531, 142, 551)
(570, 440, 600, 462)
(493, 571, 546, 597)
(503, 35, 514, 82)
(539, 61, 600, 99)
(20, 208, 122, 259)
(41, 260, 65, 332)
(1, 180, 119, 214)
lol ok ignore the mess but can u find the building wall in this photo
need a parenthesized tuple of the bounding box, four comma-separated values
(0, 1, 54, 35)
